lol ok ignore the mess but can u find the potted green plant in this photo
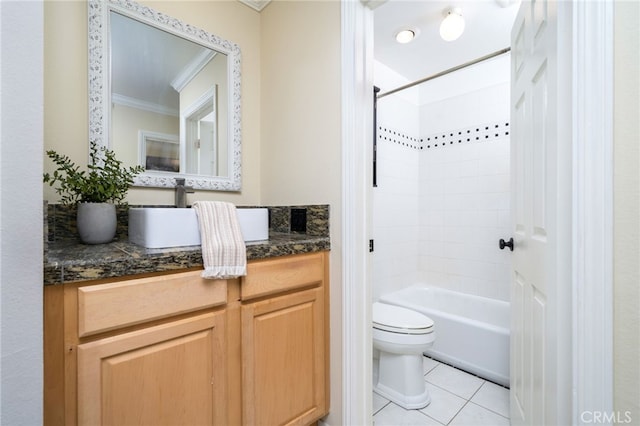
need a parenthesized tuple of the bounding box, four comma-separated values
(44, 142, 144, 244)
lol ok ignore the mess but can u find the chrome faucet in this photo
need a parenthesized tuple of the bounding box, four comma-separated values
(174, 178, 194, 208)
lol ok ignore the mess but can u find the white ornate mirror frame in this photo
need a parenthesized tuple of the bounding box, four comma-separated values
(88, 0, 242, 191)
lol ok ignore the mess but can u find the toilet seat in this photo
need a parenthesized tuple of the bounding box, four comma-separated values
(373, 302, 434, 335)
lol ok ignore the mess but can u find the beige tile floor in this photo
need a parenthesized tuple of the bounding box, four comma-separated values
(373, 357, 510, 426)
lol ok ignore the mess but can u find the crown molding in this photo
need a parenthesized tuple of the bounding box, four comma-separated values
(237, 0, 271, 12)
(112, 93, 179, 117)
(170, 50, 217, 93)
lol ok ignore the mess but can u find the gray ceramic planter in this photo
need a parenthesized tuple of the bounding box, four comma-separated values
(77, 202, 117, 244)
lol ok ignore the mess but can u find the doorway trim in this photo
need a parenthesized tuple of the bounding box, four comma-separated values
(571, 0, 614, 421)
(341, 0, 374, 425)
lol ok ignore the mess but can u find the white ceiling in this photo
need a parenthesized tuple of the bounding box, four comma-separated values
(110, 11, 214, 111)
(374, 0, 520, 82)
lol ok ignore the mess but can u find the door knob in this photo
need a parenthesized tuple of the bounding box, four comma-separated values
(499, 238, 514, 251)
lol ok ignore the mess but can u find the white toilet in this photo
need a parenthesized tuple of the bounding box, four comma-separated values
(372, 302, 436, 409)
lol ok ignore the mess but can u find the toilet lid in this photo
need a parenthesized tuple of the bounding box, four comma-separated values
(372, 302, 434, 334)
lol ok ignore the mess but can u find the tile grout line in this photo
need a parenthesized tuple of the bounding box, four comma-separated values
(374, 356, 510, 424)
(424, 362, 487, 401)
(423, 358, 513, 425)
(445, 399, 471, 426)
(421, 361, 483, 426)
(466, 400, 511, 421)
(466, 377, 511, 419)
(371, 397, 391, 417)
(443, 381, 487, 425)
(443, 384, 511, 425)
(417, 408, 447, 426)
(424, 355, 510, 390)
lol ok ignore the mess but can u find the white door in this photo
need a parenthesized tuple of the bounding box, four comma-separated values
(510, 0, 572, 424)
(199, 121, 216, 176)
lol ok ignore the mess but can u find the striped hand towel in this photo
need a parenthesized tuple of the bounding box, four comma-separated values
(192, 201, 247, 279)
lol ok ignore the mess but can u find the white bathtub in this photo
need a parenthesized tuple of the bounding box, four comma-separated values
(379, 285, 510, 387)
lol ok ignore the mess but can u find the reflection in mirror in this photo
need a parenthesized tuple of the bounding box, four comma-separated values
(139, 131, 179, 172)
(89, 0, 241, 190)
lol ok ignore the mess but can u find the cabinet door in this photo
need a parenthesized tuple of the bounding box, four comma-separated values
(242, 287, 326, 426)
(77, 311, 227, 425)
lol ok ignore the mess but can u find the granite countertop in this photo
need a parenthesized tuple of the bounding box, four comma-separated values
(44, 232, 330, 285)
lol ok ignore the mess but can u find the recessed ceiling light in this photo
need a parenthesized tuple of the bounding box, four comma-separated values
(395, 29, 417, 44)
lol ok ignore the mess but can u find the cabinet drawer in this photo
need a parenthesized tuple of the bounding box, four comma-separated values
(241, 252, 325, 301)
(77, 270, 227, 337)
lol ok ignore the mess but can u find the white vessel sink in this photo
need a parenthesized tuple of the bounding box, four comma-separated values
(128, 207, 269, 248)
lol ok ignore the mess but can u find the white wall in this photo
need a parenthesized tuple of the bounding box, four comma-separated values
(373, 57, 511, 302)
(0, 1, 44, 423)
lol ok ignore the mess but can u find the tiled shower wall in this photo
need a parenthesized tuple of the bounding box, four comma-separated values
(419, 84, 511, 301)
(373, 61, 511, 302)
(372, 87, 420, 301)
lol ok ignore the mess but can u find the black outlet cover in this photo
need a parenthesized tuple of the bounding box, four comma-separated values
(290, 208, 307, 233)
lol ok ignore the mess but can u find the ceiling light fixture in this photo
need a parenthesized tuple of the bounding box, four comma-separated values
(395, 29, 416, 44)
(439, 7, 465, 42)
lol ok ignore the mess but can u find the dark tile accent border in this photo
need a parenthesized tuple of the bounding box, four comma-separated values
(378, 121, 510, 151)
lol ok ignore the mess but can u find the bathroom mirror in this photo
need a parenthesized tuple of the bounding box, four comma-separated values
(88, 0, 242, 190)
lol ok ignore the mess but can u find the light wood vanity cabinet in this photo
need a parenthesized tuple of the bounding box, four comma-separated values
(44, 251, 329, 426)
(45, 270, 234, 425)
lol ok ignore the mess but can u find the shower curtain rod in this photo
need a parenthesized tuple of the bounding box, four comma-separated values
(377, 47, 511, 99)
